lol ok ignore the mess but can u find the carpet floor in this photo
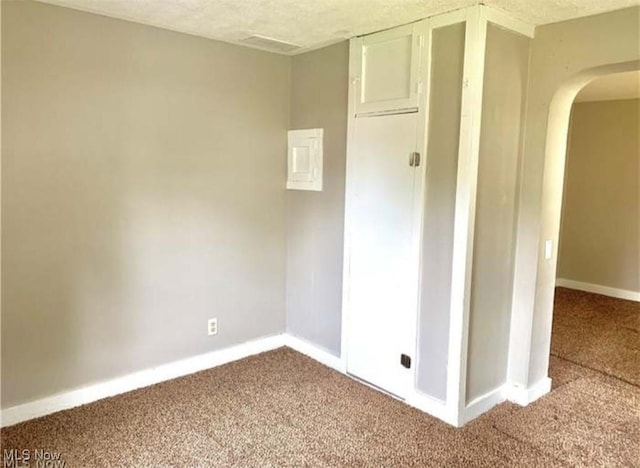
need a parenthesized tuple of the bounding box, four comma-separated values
(1, 288, 638, 467)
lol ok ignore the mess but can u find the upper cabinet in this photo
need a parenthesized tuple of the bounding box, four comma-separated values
(351, 22, 425, 116)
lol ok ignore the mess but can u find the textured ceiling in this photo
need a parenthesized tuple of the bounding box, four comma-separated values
(37, 0, 640, 54)
(575, 71, 640, 102)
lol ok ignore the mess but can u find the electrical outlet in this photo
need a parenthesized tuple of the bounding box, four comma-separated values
(207, 318, 218, 336)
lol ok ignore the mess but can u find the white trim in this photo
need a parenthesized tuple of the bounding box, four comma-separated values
(286, 336, 458, 427)
(2, 333, 464, 429)
(504, 377, 552, 406)
(462, 376, 552, 424)
(405, 390, 458, 427)
(283, 335, 346, 372)
(339, 38, 360, 372)
(462, 386, 506, 424)
(446, 5, 486, 424)
(480, 5, 535, 38)
(414, 7, 472, 426)
(1, 334, 286, 428)
(556, 278, 640, 302)
(406, 16, 431, 400)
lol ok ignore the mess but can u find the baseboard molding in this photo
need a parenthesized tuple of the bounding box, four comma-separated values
(283, 334, 346, 373)
(556, 278, 640, 302)
(282, 336, 458, 426)
(2, 332, 511, 429)
(1, 334, 286, 428)
(462, 386, 506, 424)
(504, 377, 552, 406)
(405, 391, 457, 427)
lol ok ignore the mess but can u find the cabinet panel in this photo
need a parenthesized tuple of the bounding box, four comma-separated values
(352, 23, 422, 115)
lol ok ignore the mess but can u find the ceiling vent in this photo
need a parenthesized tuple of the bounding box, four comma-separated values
(240, 35, 302, 53)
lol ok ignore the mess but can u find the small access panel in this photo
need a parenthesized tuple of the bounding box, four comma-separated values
(287, 128, 323, 191)
(351, 23, 424, 116)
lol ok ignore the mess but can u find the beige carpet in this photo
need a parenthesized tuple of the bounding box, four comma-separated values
(2, 288, 638, 467)
(551, 287, 639, 386)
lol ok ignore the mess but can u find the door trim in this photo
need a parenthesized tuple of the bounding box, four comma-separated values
(341, 18, 430, 400)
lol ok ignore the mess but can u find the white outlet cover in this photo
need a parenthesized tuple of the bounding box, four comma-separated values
(208, 318, 218, 336)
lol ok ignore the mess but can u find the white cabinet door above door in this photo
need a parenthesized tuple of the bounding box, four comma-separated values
(352, 23, 424, 116)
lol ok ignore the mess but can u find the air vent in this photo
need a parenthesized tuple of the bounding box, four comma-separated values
(240, 34, 302, 53)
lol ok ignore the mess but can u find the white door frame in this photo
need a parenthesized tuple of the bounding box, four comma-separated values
(340, 17, 430, 399)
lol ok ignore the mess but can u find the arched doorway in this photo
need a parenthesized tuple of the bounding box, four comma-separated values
(508, 59, 640, 402)
(551, 70, 639, 389)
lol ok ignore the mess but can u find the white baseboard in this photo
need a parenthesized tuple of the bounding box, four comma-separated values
(556, 278, 640, 302)
(504, 377, 552, 406)
(282, 336, 458, 426)
(283, 334, 346, 373)
(461, 376, 553, 424)
(462, 386, 506, 425)
(2, 332, 517, 429)
(1, 334, 286, 428)
(405, 391, 457, 427)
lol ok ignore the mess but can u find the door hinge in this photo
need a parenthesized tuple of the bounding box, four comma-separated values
(401, 354, 411, 369)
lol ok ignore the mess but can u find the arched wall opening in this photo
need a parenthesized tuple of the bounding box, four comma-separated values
(536, 59, 639, 366)
(508, 58, 640, 400)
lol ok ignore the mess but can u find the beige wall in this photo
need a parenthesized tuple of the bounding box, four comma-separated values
(558, 99, 640, 292)
(466, 23, 530, 403)
(286, 42, 348, 355)
(509, 6, 640, 389)
(466, 24, 531, 403)
(1, 1, 290, 408)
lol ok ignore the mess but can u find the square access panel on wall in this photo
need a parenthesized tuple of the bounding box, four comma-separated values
(287, 128, 323, 191)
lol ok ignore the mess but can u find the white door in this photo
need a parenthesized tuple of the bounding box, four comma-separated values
(345, 112, 420, 398)
(351, 23, 422, 115)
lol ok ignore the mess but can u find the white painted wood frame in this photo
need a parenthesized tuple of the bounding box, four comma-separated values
(352, 23, 423, 115)
(455, 6, 535, 425)
(343, 4, 535, 427)
(412, 7, 472, 426)
(445, 5, 487, 426)
(341, 17, 429, 399)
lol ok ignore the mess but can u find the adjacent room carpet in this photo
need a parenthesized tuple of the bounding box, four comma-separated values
(551, 287, 639, 386)
(2, 288, 638, 467)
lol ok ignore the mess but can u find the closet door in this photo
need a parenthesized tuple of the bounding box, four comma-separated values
(345, 112, 420, 397)
(352, 23, 422, 115)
